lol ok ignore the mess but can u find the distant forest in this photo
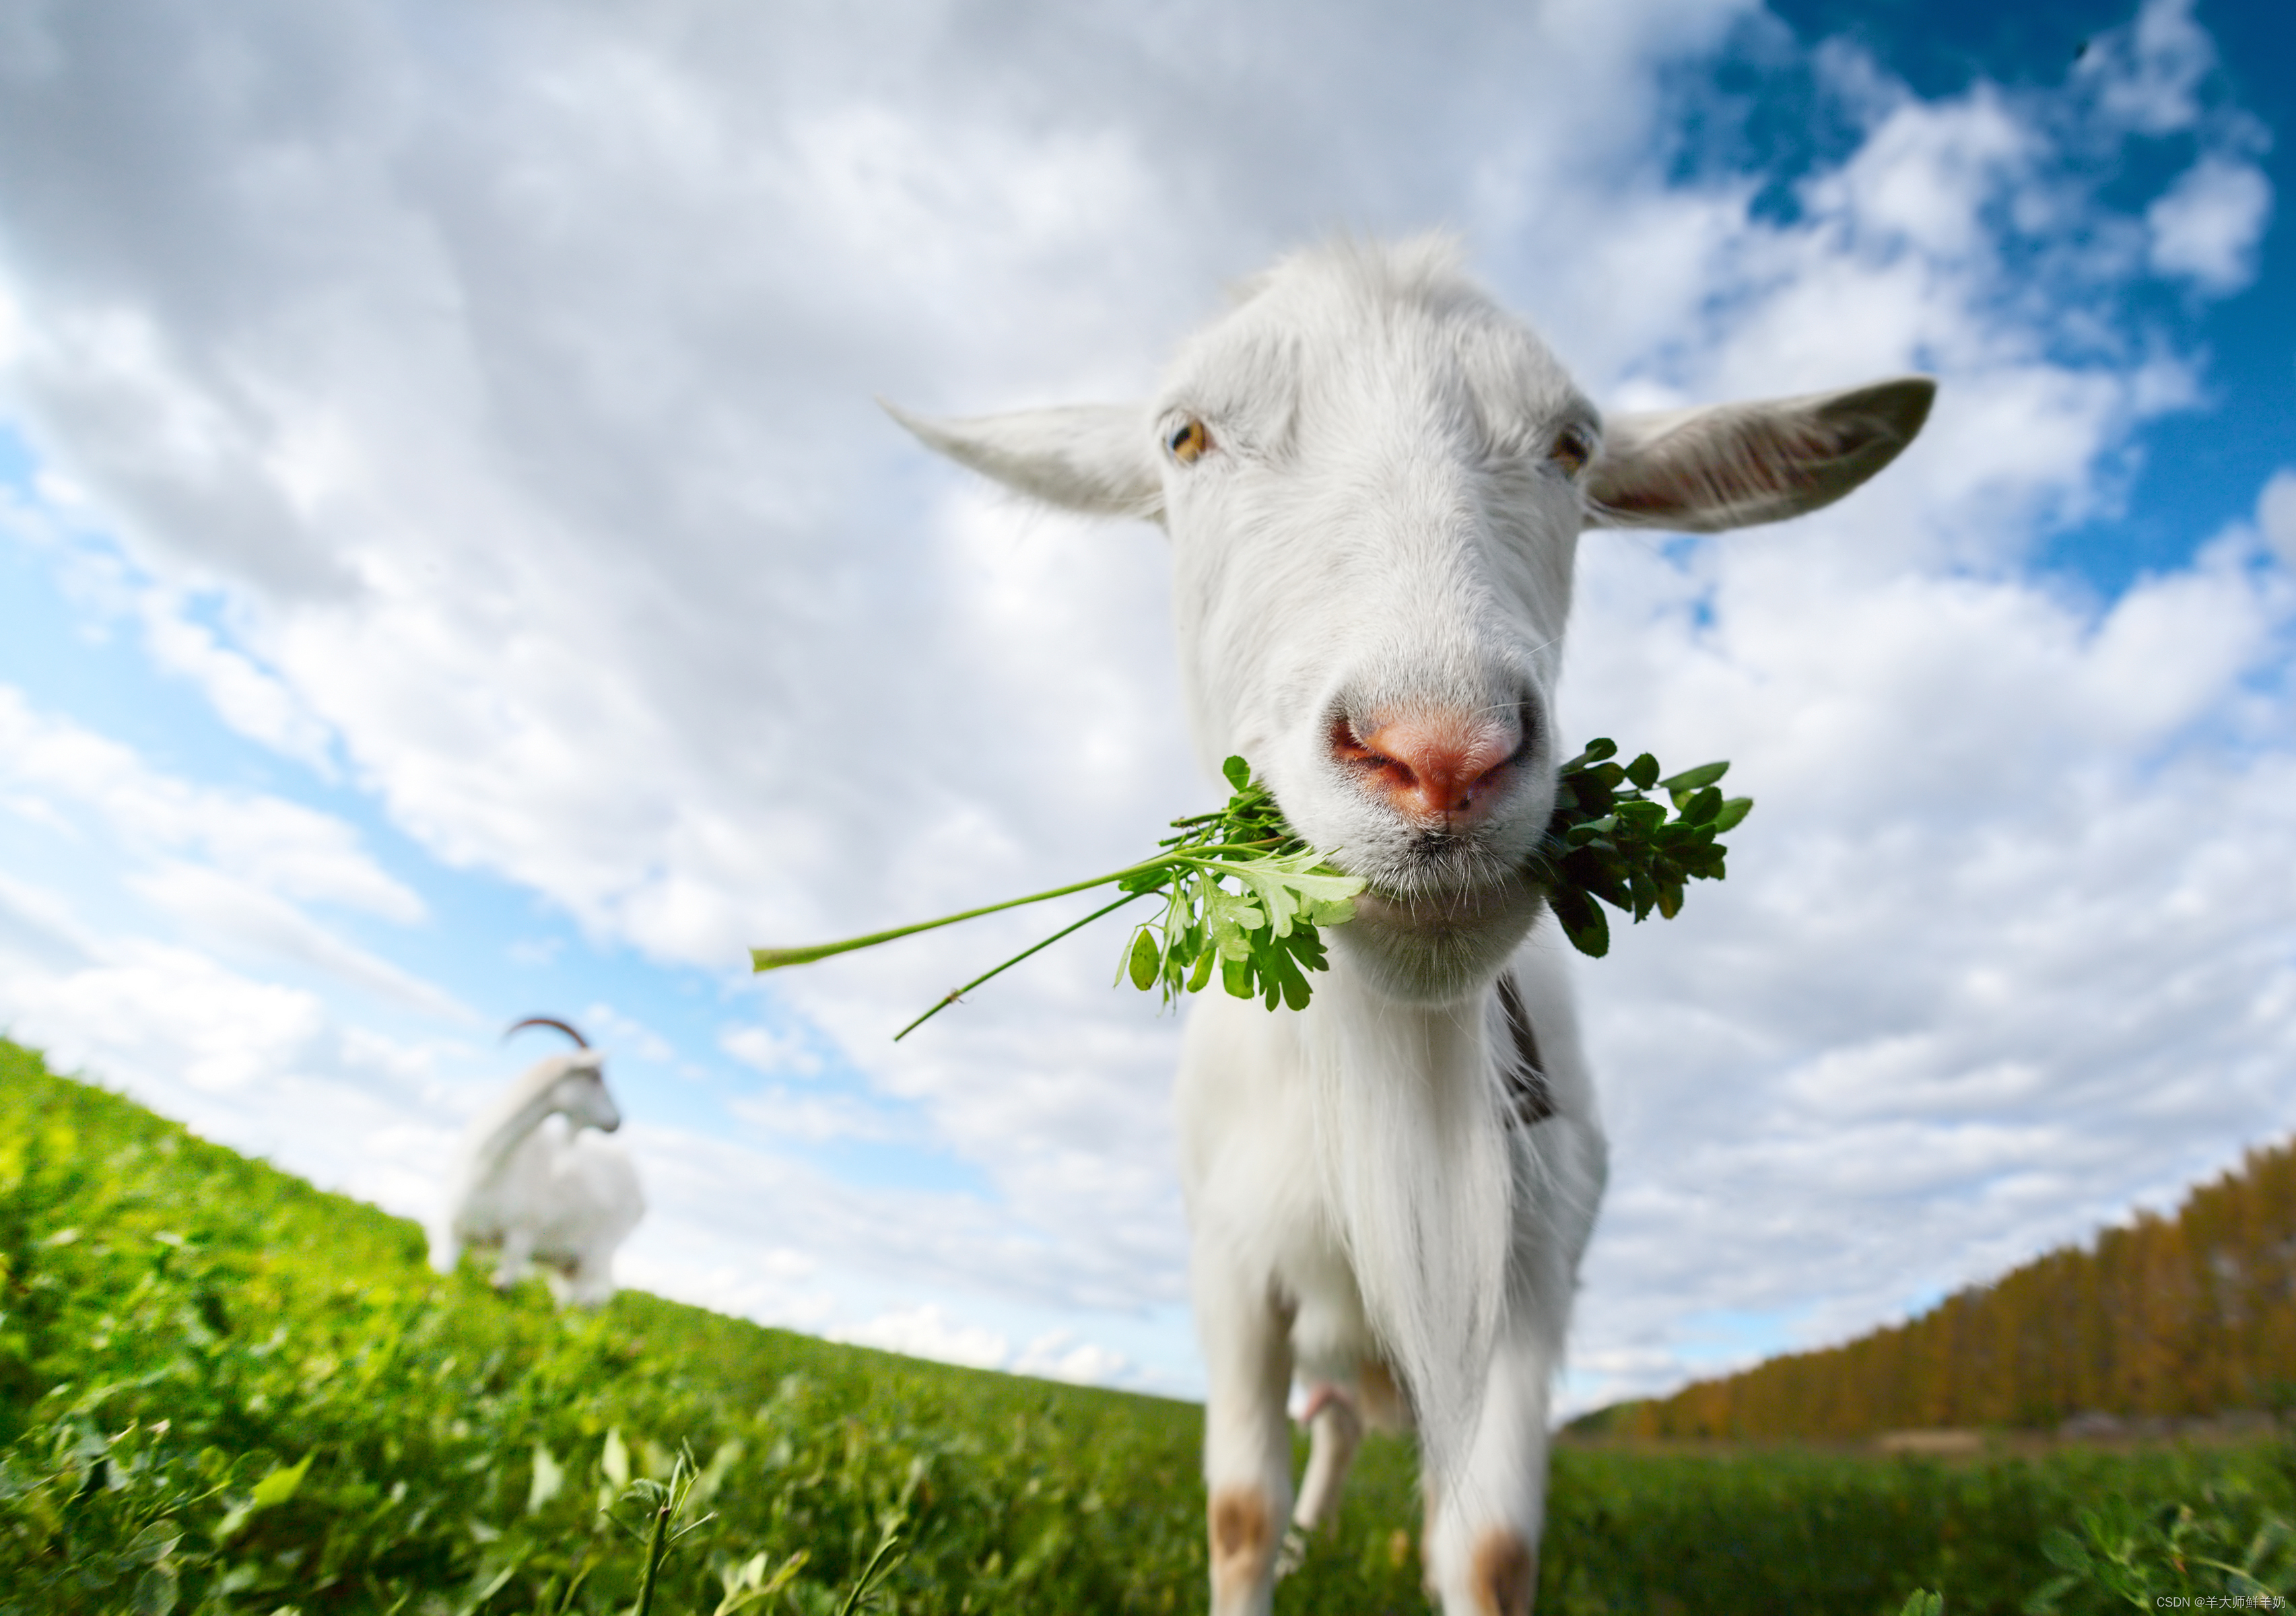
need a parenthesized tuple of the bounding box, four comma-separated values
(1594, 1135, 2296, 1441)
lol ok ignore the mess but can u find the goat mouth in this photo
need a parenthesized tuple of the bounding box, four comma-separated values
(1351, 851, 1540, 913)
(1337, 867, 1549, 983)
(1345, 828, 1526, 895)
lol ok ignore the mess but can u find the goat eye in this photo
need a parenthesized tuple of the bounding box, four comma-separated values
(1168, 417, 1213, 465)
(1549, 426, 1592, 478)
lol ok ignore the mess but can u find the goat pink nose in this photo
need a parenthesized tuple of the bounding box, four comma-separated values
(1332, 712, 1516, 821)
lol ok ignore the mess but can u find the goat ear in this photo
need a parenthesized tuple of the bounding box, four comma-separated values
(1584, 376, 1935, 533)
(883, 400, 1164, 520)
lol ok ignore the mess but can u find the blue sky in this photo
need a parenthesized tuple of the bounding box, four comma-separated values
(0, 0, 2289, 1410)
(1779, 1, 2290, 580)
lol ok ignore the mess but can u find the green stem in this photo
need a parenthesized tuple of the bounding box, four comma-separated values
(539, 1559, 593, 1616)
(835, 1529, 905, 1616)
(2180, 1553, 2266, 1586)
(751, 858, 1174, 972)
(634, 1495, 671, 1616)
(894, 889, 1149, 1040)
(1176, 840, 1296, 861)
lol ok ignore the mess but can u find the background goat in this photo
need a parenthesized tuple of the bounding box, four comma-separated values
(430, 1016, 645, 1308)
(898, 238, 1932, 1615)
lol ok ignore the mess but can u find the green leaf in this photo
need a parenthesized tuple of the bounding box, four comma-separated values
(1220, 953, 1253, 1000)
(1549, 886, 1610, 959)
(1224, 848, 1365, 940)
(715, 1551, 807, 1615)
(215, 1450, 316, 1542)
(1658, 759, 1728, 797)
(1558, 774, 1611, 817)
(1614, 799, 1666, 832)
(1222, 755, 1252, 791)
(131, 1563, 180, 1616)
(250, 1449, 314, 1508)
(529, 1442, 566, 1515)
(1625, 752, 1660, 790)
(1254, 933, 1314, 1011)
(457, 1557, 526, 1616)
(1714, 795, 1753, 832)
(1126, 929, 1161, 991)
(1203, 885, 1267, 960)
(2021, 1572, 2081, 1615)
(1253, 945, 1286, 1010)
(1627, 867, 1659, 922)
(127, 1518, 182, 1566)
(1289, 923, 1330, 971)
(1566, 815, 1617, 846)
(2040, 1526, 2092, 1574)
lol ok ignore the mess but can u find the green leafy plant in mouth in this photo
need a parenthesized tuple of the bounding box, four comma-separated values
(750, 741, 1750, 1034)
(1537, 737, 1753, 960)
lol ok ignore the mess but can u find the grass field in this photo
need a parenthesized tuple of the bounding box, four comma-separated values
(2, 1037, 2289, 1614)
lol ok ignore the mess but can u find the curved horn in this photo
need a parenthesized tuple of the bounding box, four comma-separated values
(504, 1016, 589, 1049)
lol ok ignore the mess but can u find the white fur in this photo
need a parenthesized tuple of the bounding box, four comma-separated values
(430, 1049, 646, 1307)
(900, 237, 1931, 1615)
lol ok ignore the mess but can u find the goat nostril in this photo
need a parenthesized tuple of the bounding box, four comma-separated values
(1340, 708, 1516, 820)
(1330, 714, 1423, 791)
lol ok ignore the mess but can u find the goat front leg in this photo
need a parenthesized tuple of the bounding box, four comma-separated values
(1195, 1244, 1293, 1616)
(561, 1242, 619, 1307)
(491, 1229, 535, 1291)
(427, 1229, 462, 1277)
(1422, 1328, 1553, 1616)
(1276, 1383, 1363, 1576)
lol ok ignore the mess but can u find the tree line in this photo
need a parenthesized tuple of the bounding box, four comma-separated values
(1605, 1136, 2296, 1440)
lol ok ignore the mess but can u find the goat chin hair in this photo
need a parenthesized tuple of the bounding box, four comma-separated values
(505, 1015, 588, 1048)
(1304, 976, 1512, 1485)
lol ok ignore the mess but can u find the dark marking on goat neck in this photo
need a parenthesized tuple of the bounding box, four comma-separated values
(1495, 972, 1553, 1127)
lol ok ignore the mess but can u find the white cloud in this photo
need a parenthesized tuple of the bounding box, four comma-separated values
(2081, 0, 2217, 136)
(13, 938, 318, 1096)
(838, 1304, 1010, 1371)
(136, 590, 336, 768)
(719, 1022, 822, 1079)
(729, 1086, 911, 1147)
(0, 684, 421, 921)
(127, 861, 469, 1022)
(575, 1002, 676, 1065)
(1806, 88, 2035, 263)
(0, 896, 475, 1203)
(1013, 1329, 1135, 1386)
(2261, 471, 2296, 570)
(2148, 155, 2273, 292)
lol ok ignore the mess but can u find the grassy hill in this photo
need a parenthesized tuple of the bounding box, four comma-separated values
(2, 1036, 2290, 1613)
(0, 1038, 1411, 1613)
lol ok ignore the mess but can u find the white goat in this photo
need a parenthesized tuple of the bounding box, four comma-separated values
(898, 238, 1932, 1615)
(430, 1017, 645, 1307)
